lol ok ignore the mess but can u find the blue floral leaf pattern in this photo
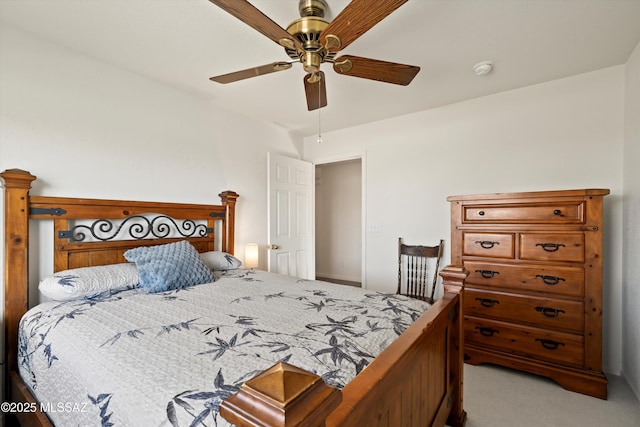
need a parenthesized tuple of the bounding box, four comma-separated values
(169, 369, 244, 426)
(88, 392, 114, 427)
(166, 401, 179, 427)
(55, 275, 78, 287)
(264, 292, 286, 300)
(190, 408, 211, 427)
(43, 344, 58, 367)
(305, 300, 326, 312)
(255, 341, 291, 353)
(223, 254, 236, 266)
(198, 334, 242, 360)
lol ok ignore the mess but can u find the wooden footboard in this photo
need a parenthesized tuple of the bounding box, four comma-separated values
(221, 266, 467, 427)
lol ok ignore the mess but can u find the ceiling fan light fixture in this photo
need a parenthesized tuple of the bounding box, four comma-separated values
(473, 61, 494, 76)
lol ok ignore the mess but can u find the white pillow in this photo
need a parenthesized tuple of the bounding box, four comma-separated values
(39, 263, 139, 301)
(199, 251, 243, 270)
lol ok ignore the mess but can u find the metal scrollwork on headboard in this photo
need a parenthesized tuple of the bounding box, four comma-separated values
(59, 214, 213, 242)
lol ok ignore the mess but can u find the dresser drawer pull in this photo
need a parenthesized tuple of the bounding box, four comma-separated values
(476, 298, 500, 308)
(535, 242, 566, 252)
(475, 326, 499, 337)
(535, 338, 565, 351)
(553, 209, 562, 215)
(475, 240, 500, 249)
(535, 306, 566, 318)
(534, 274, 566, 285)
(475, 269, 499, 279)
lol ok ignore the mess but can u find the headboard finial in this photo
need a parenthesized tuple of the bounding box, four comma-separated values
(219, 190, 239, 204)
(0, 169, 37, 189)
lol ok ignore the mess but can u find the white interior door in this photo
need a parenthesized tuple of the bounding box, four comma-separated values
(267, 153, 314, 279)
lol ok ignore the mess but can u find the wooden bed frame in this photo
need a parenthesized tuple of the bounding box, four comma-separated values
(2, 168, 468, 427)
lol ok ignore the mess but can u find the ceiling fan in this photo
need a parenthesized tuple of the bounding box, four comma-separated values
(208, 0, 420, 111)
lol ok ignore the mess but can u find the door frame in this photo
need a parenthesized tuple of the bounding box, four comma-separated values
(313, 152, 367, 288)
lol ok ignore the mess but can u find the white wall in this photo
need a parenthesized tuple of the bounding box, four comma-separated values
(0, 26, 301, 391)
(303, 67, 625, 375)
(315, 160, 362, 282)
(623, 40, 640, 399)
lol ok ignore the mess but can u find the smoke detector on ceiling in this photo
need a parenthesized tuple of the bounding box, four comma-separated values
(473, 61, 494, 76)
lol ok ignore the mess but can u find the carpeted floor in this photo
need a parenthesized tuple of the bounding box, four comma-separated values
(461, 364, 640, 427)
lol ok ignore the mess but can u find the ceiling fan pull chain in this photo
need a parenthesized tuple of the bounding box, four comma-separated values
(317, 75, 323, 143)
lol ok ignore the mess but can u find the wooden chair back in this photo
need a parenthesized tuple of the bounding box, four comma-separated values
(397, 238, 444, 303)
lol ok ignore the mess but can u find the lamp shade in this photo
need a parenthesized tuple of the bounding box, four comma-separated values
(244, 243, 259, 269)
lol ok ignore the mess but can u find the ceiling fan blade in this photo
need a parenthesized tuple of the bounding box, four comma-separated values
(208, 0, 302, 51)
(320, 0, 408, 51)
(210, 62, 293, 84)
(304, 71, 327, 111)
(333, 55, 419, 85)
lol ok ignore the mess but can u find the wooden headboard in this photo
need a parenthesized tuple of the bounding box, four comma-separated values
(1, 168, 238, 387)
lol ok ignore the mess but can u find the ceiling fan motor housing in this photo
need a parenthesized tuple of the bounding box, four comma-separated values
(285, 0, 336, 72)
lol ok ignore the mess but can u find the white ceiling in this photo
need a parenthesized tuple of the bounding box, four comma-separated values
(2, 0, 640, 137)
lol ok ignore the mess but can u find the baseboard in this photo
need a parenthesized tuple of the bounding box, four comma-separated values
(315, 272, 360, 283)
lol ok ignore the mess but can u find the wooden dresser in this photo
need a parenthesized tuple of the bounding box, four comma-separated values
(448, 189, 609, 399)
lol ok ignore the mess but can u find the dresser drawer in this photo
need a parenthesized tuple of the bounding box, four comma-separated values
(463, 202, 585, 224)
(463, 233, 514, 258)
(465, 316, 584, 368)
(520, 233, 585, 262)
(465, 289, 584, 332)
(464, 261, 585, 297)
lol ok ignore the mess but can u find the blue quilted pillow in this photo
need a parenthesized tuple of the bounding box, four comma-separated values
(124, 240, 214, 293)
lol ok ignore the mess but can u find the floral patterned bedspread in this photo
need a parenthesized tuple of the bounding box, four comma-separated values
(19, 269, 430, 426)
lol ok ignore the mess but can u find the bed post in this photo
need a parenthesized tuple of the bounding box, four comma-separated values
(221, 361, 342, 427)
(440, 265, 468, 427)
(219, 191, 239, 254)
(1, 169, 36, 394)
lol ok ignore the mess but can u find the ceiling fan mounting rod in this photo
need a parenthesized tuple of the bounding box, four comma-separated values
(298, 0, 327, 18)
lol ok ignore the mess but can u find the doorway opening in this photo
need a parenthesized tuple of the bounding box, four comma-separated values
(314, 158, 362, 287)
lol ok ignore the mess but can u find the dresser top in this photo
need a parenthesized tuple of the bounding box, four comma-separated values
(447, 188, 610, 202)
